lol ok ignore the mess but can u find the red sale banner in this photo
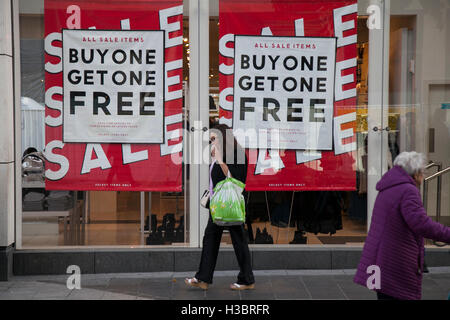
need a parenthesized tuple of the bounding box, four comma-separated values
(219, 0, 357, 191)
(44, 0, 183, 191)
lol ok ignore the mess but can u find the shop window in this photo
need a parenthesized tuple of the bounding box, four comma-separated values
(207, 11, 369, 246)
(19, 0, 188, 248)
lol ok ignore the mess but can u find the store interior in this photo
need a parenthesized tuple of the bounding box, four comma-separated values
(20, 13, 424, 247)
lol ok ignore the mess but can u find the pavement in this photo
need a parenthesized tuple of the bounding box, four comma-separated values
(0, 267, 449, 300)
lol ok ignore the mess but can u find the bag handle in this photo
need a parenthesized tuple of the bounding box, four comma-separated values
(212, 168, 234, 198)
(212, 173, 231, 196)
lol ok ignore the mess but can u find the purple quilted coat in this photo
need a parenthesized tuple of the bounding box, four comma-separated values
(354, 166, 450, 300)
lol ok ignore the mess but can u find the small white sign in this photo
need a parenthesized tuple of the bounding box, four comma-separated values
(62, 29, 165, 144)
(233, 35, 336, 150)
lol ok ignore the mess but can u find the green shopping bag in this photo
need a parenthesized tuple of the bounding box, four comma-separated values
(209, 173, 246, 226)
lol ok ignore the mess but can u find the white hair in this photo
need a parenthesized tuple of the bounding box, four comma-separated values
(393, 151, 427, 176)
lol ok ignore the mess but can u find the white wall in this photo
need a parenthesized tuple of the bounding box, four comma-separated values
(0, 0, 17, 248)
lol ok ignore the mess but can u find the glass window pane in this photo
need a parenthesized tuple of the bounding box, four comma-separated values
(19, 0, 189, 247)
(211, 0, 367, 246)
(389, 1, 450, 237)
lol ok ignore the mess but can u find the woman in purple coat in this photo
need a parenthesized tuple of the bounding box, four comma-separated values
(354, 152, 450, 300)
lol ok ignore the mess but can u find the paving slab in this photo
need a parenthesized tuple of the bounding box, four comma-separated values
(0, 293, 35, 300)
(172, 278, 207, 300)
(239, 277, 274, 300)
(102, 292, 139, 300)
(300, 276, 346, 300)
(204, 277, 241, 300)
(270, 276, 310, 300)
(1, 269, 449, 300)
(66, 288, 106, 300)
(138, 278, 172, 299)
(107, 278, 142, 295)
(80, 278, 110, 289)
(429, 274, 450, 292)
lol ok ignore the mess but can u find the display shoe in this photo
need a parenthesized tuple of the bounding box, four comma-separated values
(175, 216, 185, 242)
(151, 214, 157, 233)
(162, 213, 176, 242)
(290, 230, 307, 244)
(230, 283, 255, 290)
(145, 214, 157, 232)
(175, 230, 184, 242)
(165, 231, 175, 242)
(161, 215, 168, 231)
(185, 277, 209, 290)
(254, 228, 265, 244)
(176, 216, 184, 231)
(144, 216, 150, 231)
(261, 228, 270, 244)
(261, 228, 274, 244)
(146, 231, 164, 245)
(163, 213, 176, 230)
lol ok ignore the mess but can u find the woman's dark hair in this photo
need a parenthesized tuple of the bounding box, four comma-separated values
(210, 124, 246, 165)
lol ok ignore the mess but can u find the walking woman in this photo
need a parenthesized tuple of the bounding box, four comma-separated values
(185, 124, 255, 290)
(354, 151, 450, 300)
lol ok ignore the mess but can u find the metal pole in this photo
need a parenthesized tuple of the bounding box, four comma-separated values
(423, 180, 428, 213)
(424, 165, 450, 180)
(436, 163, 442, 223)
(423, 162, 439, 219)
